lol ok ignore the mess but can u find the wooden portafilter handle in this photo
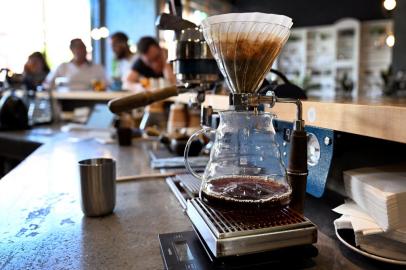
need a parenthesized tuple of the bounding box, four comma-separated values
(287, 129, 308, 214)
(108, 85, 179, 114)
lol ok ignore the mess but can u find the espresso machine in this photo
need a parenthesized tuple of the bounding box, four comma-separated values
(108, 13, 221, 116)
(109, 11, 317, 269)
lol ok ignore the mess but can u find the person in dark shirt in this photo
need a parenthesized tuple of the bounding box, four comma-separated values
(110, 32, 137, 81)
(23, 52, 50, 90)
(127, 36, 176, 84)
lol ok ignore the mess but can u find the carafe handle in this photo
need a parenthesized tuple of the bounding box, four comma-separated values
(184, 127, 214, 180)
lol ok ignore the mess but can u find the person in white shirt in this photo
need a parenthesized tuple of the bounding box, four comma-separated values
(45, 38, 107, 90)
(110, 32, 137, 89)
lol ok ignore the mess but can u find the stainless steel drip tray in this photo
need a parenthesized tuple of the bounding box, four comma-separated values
(186, 198, 318, 258)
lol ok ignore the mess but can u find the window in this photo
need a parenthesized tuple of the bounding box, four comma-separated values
(0, 0, 91, 73)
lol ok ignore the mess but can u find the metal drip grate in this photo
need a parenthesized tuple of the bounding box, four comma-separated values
(187, 197, 317, 257)
(191, 198, 311, 239)
(176, 174, 201, 195)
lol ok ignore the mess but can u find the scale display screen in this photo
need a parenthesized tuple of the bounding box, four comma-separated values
(174, 241, 194, 262)
(159, 231, 318, 270)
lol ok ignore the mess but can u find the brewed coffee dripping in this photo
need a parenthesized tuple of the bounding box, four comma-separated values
(185, 13, 308, 213)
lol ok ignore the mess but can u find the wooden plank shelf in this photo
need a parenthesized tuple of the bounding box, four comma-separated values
(174, 93, 406, 144)
(52, 90, 406, 144)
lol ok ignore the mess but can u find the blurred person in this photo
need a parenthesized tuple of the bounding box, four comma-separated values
(45, 38, 107, 90)
(126, 36, 176, 131)
(23, 52, 50, 90)
(127, 36, 176, 85)
(110, 32, 137, 87)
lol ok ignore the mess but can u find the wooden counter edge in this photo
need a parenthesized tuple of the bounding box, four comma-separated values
(174, 94, 406, 144)
(273, 101, 406, 144)
(52, 91, 132, 101)
(51, 90, 406, 144)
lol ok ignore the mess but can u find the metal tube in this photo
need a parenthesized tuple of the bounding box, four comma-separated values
(274, 98, 307, 213)
(228, 94, 304, 131)
(275, 98, 304, 131)
(275, 98, 303, 121)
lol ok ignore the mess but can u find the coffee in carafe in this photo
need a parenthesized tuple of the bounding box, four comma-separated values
(185, 110, 292, 209)
(201, 176, 291, 208)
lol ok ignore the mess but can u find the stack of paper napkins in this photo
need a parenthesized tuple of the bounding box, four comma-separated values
(343, 164, 406, 231)
(333, 163, 406, 261)
(333, 201, 406, 260)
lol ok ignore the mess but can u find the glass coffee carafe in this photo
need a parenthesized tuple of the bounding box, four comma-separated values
(185, 110, 291, 208)
(184, 12, 293, 209)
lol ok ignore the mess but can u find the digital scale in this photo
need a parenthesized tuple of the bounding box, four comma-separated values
(159, 230, 318, 270)
(160, 175, 318, 270)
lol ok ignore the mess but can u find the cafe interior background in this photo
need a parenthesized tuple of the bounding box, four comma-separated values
(1, 0, 406, 269)
(2, 0, 405, 96)
(2, 0, 406, 92)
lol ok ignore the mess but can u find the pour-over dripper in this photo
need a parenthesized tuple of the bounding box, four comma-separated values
(201, 13, 292, 94)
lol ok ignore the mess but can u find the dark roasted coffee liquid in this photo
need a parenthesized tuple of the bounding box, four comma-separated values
(201, 176, 291, 209)
(218, 38, 284, 94)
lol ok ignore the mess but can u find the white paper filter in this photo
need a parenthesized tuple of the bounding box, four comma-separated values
(201, 13, 293, 94)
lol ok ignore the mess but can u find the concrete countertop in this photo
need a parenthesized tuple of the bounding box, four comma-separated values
(0, 137, 190, 269)
(0, 128, 404, 270)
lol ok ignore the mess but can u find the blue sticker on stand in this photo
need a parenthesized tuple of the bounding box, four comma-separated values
(273, 119, 334, 198)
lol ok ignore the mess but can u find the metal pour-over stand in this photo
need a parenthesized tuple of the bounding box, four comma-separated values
(108, 11, 318, 269)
